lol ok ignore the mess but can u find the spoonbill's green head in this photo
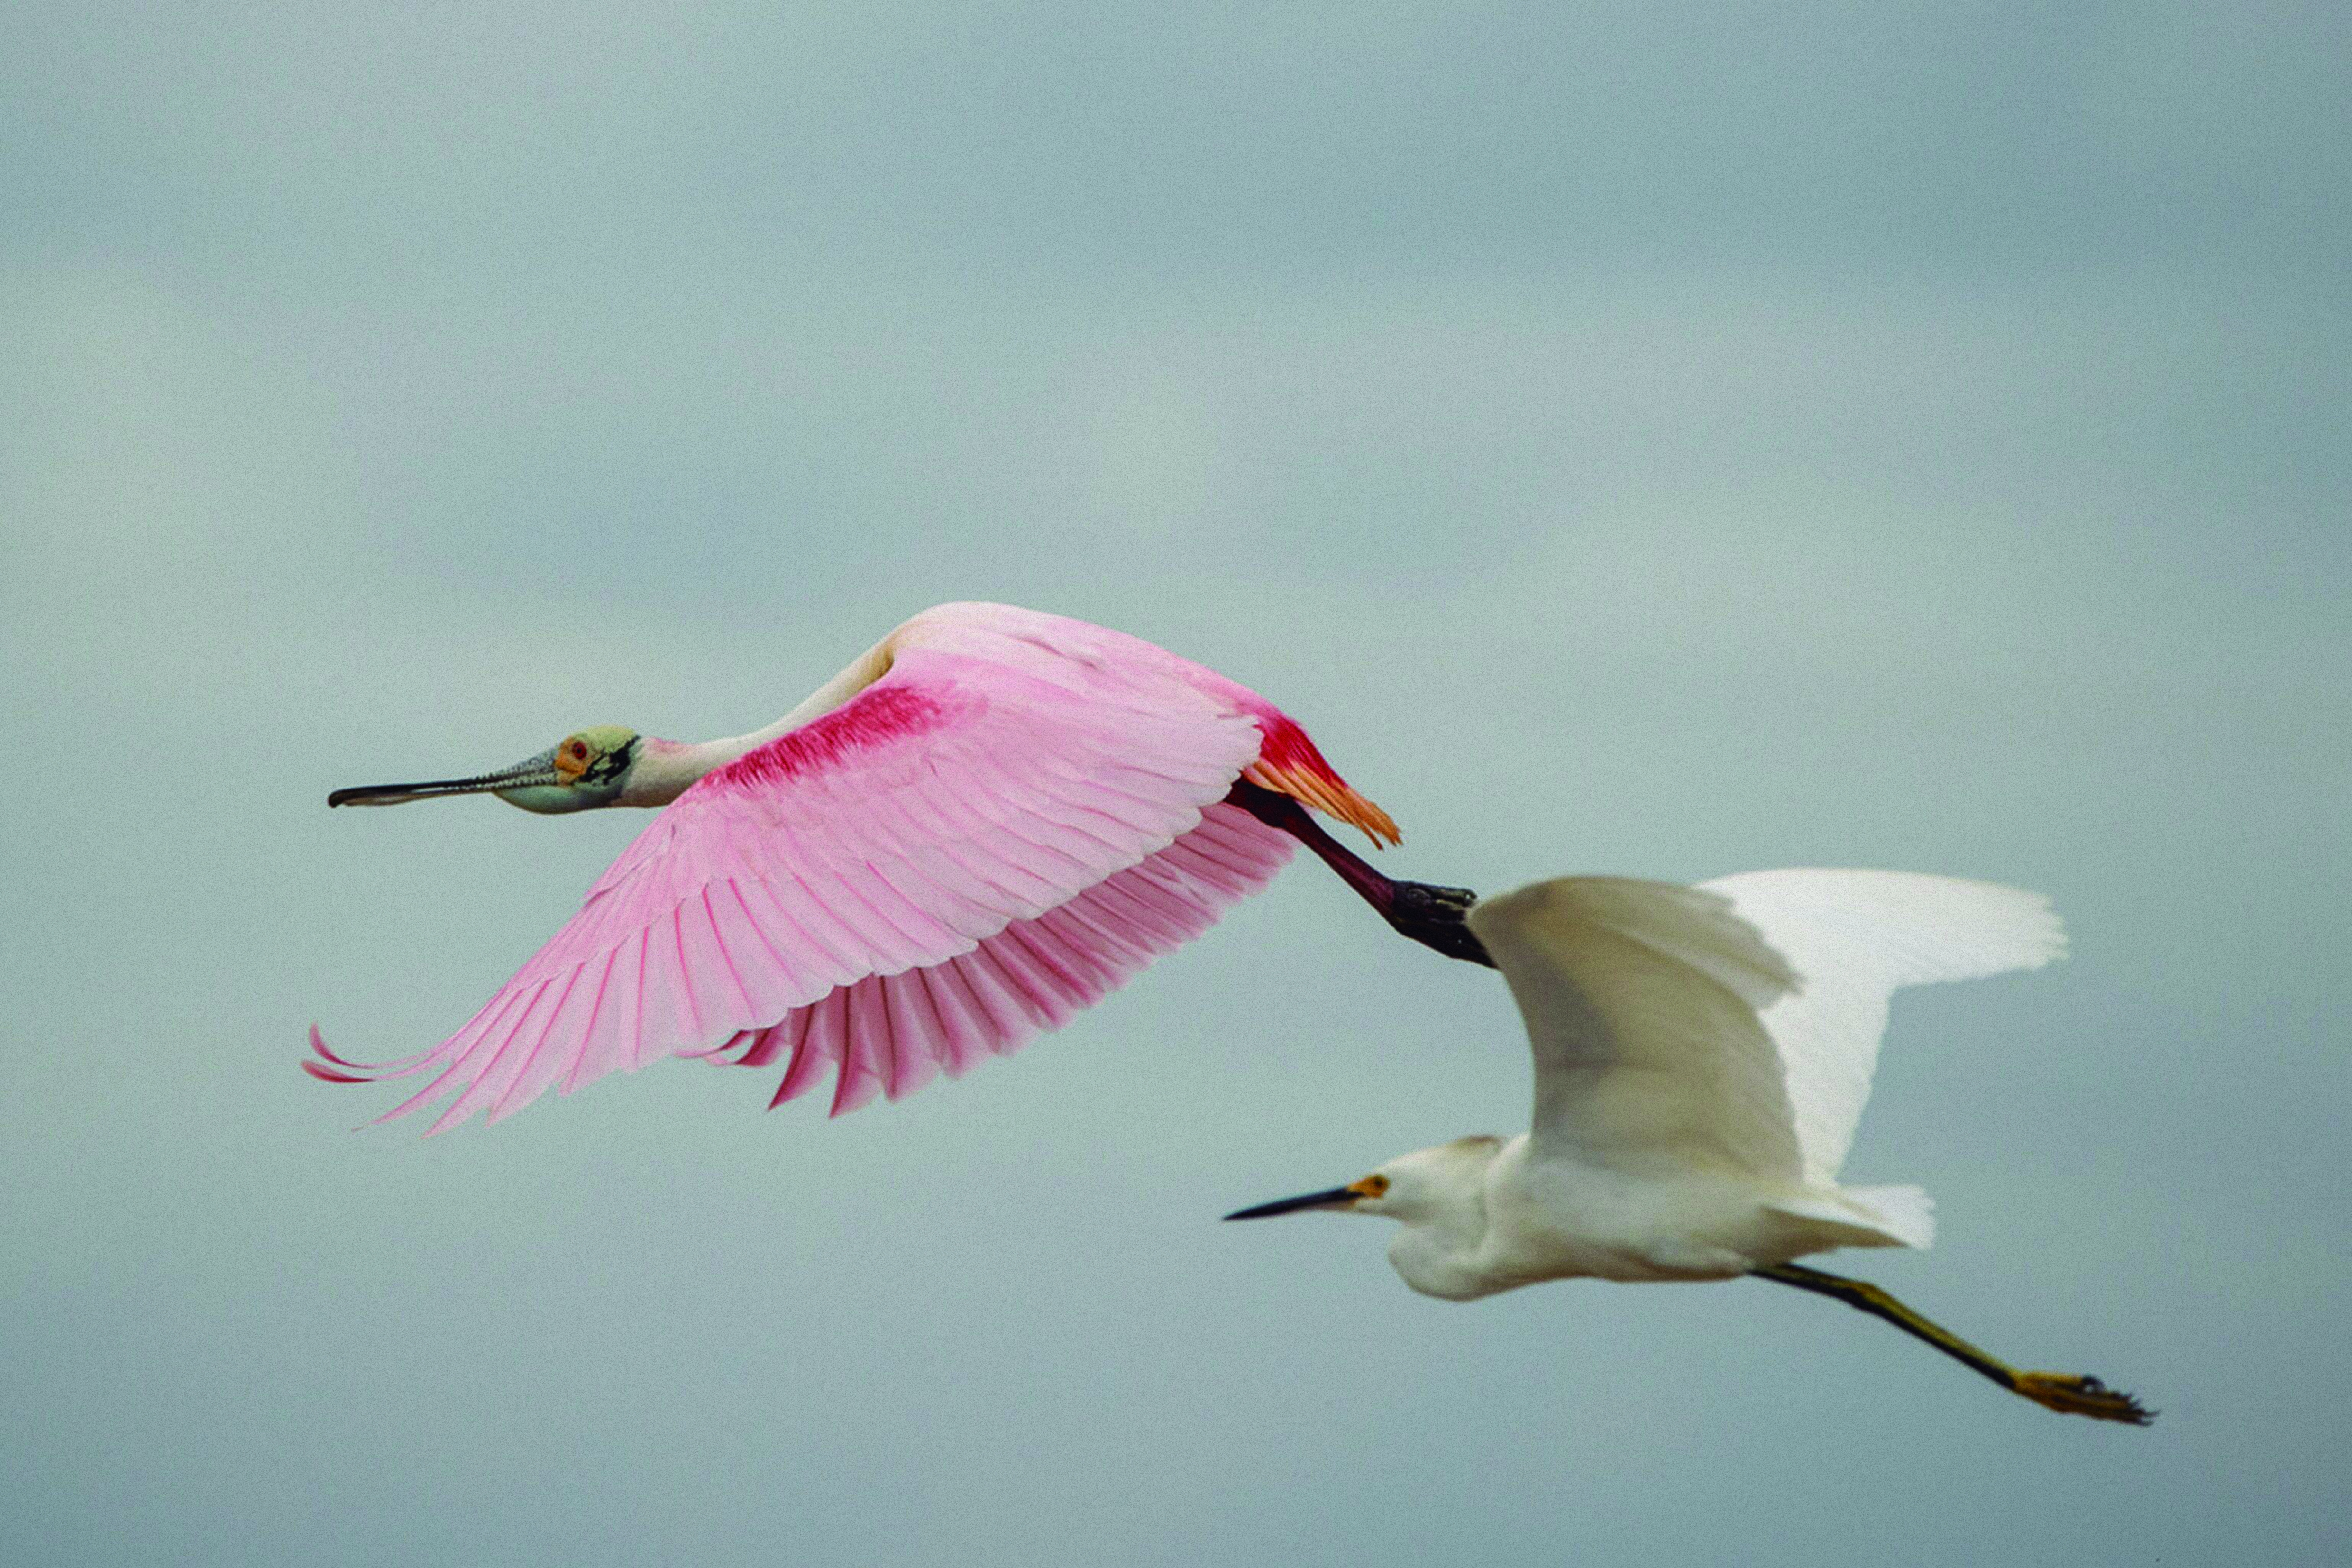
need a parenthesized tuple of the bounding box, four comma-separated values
(329, 724, 643, 814)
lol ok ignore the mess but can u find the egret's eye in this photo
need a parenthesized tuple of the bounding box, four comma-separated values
(1350, 1174, 1391, 1199)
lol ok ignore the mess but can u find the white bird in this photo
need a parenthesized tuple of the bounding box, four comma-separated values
(1226, 869, 2153, 1424)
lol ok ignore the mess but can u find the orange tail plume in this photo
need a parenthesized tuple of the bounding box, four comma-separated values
(1244, 714, 1400, 847)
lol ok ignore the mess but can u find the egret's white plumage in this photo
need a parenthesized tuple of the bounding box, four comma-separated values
(1229, 869, 2151, 1424)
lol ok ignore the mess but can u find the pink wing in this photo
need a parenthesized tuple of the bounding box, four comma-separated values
(311, 612, 1336, 1132)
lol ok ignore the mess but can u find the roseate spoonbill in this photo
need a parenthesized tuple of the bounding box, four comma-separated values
(312, 602, 1490, 1132)
(1226, 870, 2154, 1425)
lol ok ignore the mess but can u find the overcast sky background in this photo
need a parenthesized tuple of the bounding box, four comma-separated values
(4, 5, 2348, 1564)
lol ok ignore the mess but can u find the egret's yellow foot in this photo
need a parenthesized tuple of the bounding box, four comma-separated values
(1751, 1264, 2155, 1427)
(2011, 1371, 2155, 1425)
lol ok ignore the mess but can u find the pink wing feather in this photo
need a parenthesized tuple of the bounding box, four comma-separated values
(311, 606, 1356, 1131)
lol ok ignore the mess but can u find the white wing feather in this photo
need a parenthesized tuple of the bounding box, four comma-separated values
(1465, 870, 2064, 1186)
(1696, 870, 2065, 1180)
(1465, 876, 1808, 1181)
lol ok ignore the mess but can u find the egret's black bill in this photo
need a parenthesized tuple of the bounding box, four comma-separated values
(1223, 1186, 1360, 1221)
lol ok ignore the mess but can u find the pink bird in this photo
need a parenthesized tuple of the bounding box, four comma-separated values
(314, 602, 1492, 1132)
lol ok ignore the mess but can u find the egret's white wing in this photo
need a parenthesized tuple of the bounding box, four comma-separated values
(1697, 871, 2064, 1180)
(1465, 871, 2065, 1185)
(1465, 877, 1808, 1181)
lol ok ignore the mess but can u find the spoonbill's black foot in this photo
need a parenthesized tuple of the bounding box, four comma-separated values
(2011, 1371, 2156, 1426)
(1386, 881, 1495, 967)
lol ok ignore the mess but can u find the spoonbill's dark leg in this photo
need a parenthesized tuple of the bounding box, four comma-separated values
(1750, 1262, 2153, 1425)
(1226, 781, 1494, 967)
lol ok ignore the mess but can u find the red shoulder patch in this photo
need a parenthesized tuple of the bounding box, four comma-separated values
(704, 683, 953, 795)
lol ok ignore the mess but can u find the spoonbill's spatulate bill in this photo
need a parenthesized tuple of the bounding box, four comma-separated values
(313, 602, 1488, 1132)
(1227, 870, 2154, 1425)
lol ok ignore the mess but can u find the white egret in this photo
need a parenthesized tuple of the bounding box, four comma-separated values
(1227, 870, 2153, 1424)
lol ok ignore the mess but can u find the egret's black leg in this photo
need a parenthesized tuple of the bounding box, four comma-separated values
(1751, 1262, 2153, 1425)
(1226, 781, 1494, 967)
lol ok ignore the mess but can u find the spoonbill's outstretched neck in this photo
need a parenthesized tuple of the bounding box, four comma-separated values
(312, 602, 1488, 1131)
(1226, 870, 2154, 1426)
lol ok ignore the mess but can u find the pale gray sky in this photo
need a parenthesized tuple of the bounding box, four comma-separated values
(4, 5, 2347, 1565)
